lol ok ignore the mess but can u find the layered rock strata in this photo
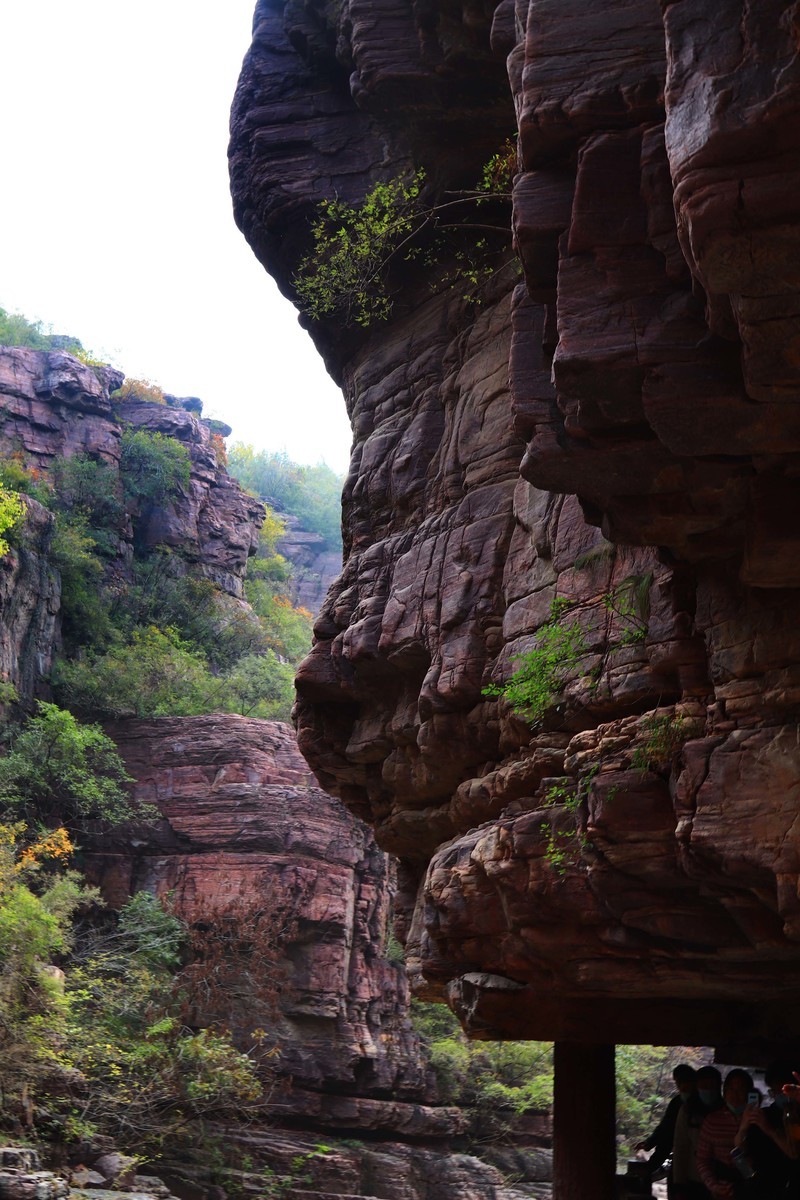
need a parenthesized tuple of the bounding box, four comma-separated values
(231, 0, 800, 1049)
(85, 715, 442, 1132)
(0, 347, 264, 701)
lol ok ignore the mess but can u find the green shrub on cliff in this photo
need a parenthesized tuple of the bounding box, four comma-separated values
(0, 485, 25, 556)
(120, 427, 191, 505)
(0, 823, 95, 1107)
(294, 171, 428, 327)
(54, 627, 296, 723)
(0, 702, 138, 830)
(0, 869, 264, 1151)
(59, 891, 263, 1150)
(52, 454, 125, 555)
(0, 306, 83, 354)
(293, 150, 515, 328)
(483, 598, 589, 726)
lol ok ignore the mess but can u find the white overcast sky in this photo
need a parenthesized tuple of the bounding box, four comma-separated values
(0, 2, 352, 472)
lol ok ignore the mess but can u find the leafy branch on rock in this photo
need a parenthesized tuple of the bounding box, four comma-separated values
(631, 711, 687, 773)
(485, 575, 654, 728)
(294, 142, 516, 328)
(538, 762, 600, 875)
(483, 597, 589, 726)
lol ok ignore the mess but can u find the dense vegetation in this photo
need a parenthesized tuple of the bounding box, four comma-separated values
(0, 825, 269, 1151)
(292, 144, 517, 328)
(228, 444, 343, 552)
(1, 430, 314, 722)
(0, 331, 329, 1152)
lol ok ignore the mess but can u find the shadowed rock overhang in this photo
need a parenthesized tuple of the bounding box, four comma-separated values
(230, 0, 800, 1051)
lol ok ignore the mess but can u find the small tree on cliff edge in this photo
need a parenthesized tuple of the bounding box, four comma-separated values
(293, 140, 517, 328)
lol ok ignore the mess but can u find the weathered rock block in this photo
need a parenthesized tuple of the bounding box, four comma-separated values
(231, 0, 800, 1052)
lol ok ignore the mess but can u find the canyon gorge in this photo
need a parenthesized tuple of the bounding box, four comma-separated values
(2, 0, 800, 1196)
(0, 349, 543, 1198)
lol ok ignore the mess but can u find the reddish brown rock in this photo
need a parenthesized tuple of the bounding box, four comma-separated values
(0, 348, 264, 700)
(231, 0, 800, 1053)
(0, 497, 59, 703)
(85, 715, 445, 1130)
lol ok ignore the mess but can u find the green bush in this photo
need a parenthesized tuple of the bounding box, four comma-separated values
(113, 561, 268, 671)
(50, 512, 113, 650)
(112, 377, 166, 405)
(0, 824, 94, 1106)
(483, 598, 588, 726)
(0, 702, 138, 829)
(53, 626, 217, 720)
(0, 454, 53, 504)
(120, 427, 191, 506)
(222, 651, 295, 721)
(0, 306, 83, 353)
(57, 892, 262, 1151)
(293, 171, 427, 327)
(52, 454, 124, 555)
(245, 582, 313, 663)
(0, 486, 25, 556)
(54, 627, 296, 724)
(411, 1001, 553, 1139)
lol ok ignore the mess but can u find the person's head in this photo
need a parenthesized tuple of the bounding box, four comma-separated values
(764, 1060, 796, 1108)
(696, 1065, 722, 1108)
(673, 1063, 697, 1100)
(723, 1068, 754, 1115)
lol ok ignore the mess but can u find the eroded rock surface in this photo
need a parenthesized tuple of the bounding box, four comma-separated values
(277, 514, 342, 614)
(231, 0, 800, 1048)
(0, 348, 264, 701)
(85, 715, 444, 1131)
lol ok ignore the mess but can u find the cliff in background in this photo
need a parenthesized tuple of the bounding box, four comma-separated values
(0, 348, 546, 1198)
(0, 346, 264, 705)
(230, 0, 800, 1052)
(84, 716, 550, 1200)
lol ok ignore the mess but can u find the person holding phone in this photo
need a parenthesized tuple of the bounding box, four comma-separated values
(737, 1061, 798, 1196)
(696, 1069, 756, 1198)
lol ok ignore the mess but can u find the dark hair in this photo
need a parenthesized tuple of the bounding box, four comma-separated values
(724, 1068, 754, 1093)
(764, 1061, 796, 1090)
(673, 1063, 697, 1085)
(696, 1066, 722, 1088)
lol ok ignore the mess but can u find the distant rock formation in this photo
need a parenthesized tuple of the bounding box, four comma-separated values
(276, 513, 342, 615)
(83, 714, 546, 1199)
(0, 347, 264, 703)
(231, 0, 800, 1052)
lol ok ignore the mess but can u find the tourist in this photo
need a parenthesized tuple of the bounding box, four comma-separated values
(672, 1064, 722, 1199)
(636, 1063, 698, 1184)
(736, 1061, 798, 1196)
(696, 1069, 755, 1199)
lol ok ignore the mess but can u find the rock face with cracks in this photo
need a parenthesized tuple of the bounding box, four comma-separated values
(231, 0, 800, 1049)
(85, 715, 449, 1134)
(0, 347, 264, 702)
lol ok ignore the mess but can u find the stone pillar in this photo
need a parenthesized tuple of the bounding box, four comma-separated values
(553, 1041, 616, 1200)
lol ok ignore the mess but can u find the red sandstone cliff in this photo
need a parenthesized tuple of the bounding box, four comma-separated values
(0, 347, 264, 703)
(230, 0, 800, 1051)
(84, 715, 546, 1200)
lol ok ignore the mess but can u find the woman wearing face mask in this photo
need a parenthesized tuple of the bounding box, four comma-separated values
(696, 1069, 756, 1199)
(673, 1065, 723, 1199)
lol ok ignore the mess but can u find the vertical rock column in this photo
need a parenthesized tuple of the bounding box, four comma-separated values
(552, 1042, 616, 1200)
